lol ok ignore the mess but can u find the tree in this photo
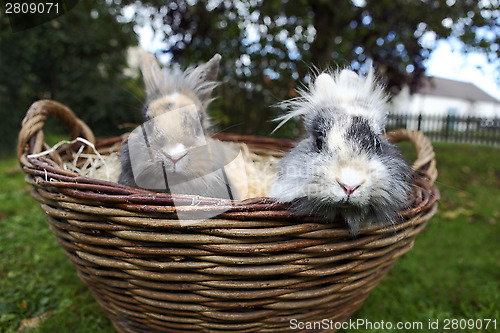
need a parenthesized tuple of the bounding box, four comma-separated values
(117, 0, 500, 137)
(306, 0, 500, 94)
(0, 0, 142, 155)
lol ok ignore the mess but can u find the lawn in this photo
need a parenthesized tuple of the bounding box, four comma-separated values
(1, 142, 499, 332)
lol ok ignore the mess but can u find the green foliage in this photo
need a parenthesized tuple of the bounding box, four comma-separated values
(0, 0, 143, 155)
(116, 0, 500, 138)
(1, 142, 499, 332)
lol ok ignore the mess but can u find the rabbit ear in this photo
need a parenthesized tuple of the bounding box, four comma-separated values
(199, 54, 221, 82)
(193, 54, 221, 102)
(141, 51, 163, 97)
(338, 69, 360, 85)
(313, 73, 336, 99)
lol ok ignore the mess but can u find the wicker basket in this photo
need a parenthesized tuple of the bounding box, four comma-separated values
(18, 100, 439, 333)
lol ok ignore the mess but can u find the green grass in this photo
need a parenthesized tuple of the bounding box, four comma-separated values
(0, 157, 113, 332)
(1, 142, 499, 332)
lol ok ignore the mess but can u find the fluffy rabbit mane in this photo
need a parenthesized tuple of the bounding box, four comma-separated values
(147, 67, 217, 103)
(141, 53, 221, 126)
(275, 67, 388, 134)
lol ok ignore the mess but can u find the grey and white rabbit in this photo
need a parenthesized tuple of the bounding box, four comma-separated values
(118, 51, 241, 199)
(268, 68, 413, 234)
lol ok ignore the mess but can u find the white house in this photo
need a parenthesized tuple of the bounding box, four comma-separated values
(391, 76, 500, 117)
(391, 76, 500, 131)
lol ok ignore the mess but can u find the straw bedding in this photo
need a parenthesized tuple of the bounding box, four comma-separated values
(59, 139, 279, 200)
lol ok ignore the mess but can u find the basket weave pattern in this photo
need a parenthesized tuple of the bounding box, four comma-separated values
(18, 100, 439, 332)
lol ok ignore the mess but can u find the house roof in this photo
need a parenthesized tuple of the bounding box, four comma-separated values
(417, 76, 499, 103)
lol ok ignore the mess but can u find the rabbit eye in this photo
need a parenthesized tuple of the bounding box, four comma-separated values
(315, 135, 325, 150)
(374, 137, 383, 153)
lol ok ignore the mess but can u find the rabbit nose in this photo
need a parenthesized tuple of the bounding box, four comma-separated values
(165, 144, 187, 164)
(167, 151, 188, 164)
(337, 181, 361, 195)
(337, 167, 363, 196)
(168, 153, 186, 164)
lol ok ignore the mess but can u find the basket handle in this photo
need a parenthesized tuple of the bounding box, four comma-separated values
(17, 100, 95, 160)
(385, 128, 437, 185)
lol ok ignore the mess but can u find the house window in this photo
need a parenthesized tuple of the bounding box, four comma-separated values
(447, 107, 458, 116)
(447, 107, 458, 130)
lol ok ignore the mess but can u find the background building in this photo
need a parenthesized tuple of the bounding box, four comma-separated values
(392, 76, 500, 118)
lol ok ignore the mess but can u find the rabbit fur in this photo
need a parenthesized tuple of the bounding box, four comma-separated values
(268, 67, 413, 234)
(118, 52, 241, 199)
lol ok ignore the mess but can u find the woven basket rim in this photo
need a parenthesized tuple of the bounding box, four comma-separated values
(18, 100, 439, 231)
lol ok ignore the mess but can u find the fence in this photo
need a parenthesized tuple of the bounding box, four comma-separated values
(387, 113, 500, 146)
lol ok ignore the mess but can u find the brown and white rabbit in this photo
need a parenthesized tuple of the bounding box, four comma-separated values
(118, 52, 243, 200)
(268, 68, 413, 234)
